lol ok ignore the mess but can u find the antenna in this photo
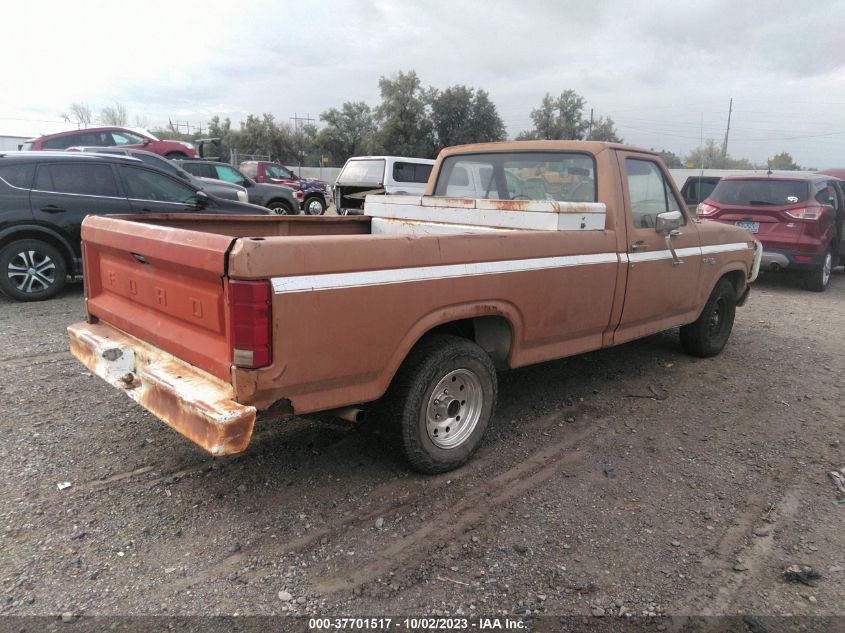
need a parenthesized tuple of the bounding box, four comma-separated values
(721, 97, 732, 159)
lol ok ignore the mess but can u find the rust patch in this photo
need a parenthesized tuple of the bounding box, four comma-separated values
(68, 322, 256, 457)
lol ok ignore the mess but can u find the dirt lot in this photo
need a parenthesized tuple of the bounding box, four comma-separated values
(1, 271, 843, 626)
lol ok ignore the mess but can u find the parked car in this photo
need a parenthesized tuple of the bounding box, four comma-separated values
(21, 127, 197, 159)
(0, 152, 270, 301)
(68, 147, 248, 202)
(178, 160, 301, 215)
(680, 175, 721, 212)
(334, 156, 435, 215)
(68, 140, 761, 473)
(240, 161, 330, 215)
(697, 174, 844, 291)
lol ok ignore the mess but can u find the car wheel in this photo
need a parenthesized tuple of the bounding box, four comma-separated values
(268, 200, 296, 215)
(0, 239, 67, 302)
(165, 152, 187, 159)
(679, 278, 736, 358)
(802, 248, 833, 292)
(384, 334, 497, 474)
(304, 196, 326, 215)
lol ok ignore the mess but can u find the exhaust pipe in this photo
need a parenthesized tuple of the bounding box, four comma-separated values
(328, 406, 367, 423)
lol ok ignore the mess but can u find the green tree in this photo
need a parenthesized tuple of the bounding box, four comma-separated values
(430, 85, 506, 148)
(317, 101, 376, 165)
(524, 90, 590, 140)
(374, 70, 436, 157)
(589, 116, 621, 142)
(767, 152, 801, 170)
(654, 149, 683, 169)
(684, 139, 756, 169)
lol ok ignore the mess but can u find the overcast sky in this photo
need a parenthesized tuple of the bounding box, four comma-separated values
(4, 0, 845, 167)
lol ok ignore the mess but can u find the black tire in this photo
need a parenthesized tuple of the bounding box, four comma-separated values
(0, 239, 67, 302)
(802, 248, 833, 292)
(267, 199, 296, 215)
(164, 152, 187, 159)
(382, 334, 497, 474)
(680, 278, 736, 358)
(303, 196, 326, 216)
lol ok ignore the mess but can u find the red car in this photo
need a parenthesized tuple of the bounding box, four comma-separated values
(697, 174, 844, 291)
(21, 127, 197, 159)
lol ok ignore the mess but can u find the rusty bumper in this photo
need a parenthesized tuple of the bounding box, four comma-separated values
(68, 321, 255, 456)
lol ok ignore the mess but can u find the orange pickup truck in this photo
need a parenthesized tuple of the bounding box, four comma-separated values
(68, 141, 762, 473)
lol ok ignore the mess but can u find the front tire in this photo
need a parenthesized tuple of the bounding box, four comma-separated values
(802, 248, 833, 292)
(304, 196, 326, 215)
(0, 239, 67, 301)
(385, 335, 497, 474)
(680, 278, 736, 358)
(268, 200, 296, 215)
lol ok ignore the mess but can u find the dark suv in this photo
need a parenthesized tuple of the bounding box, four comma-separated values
(0, 152, 269, 301)
(178, 160, 301, 215)
(698, 174, 844, 291)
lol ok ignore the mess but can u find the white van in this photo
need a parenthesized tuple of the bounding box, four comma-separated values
(334, 156, 435, 215)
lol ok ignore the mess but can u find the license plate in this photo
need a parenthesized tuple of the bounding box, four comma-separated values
(736, 221, 759, 234)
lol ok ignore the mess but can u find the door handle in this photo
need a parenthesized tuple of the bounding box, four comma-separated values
(40, 205, 65, 213)
(631, 242, 648, 251)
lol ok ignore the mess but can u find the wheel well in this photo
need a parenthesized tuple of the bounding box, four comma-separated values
(425, 316, 513, 369)
(722, 270, 745, 299)
(0, 230, 75, 273)
(267, 198, 292, 210)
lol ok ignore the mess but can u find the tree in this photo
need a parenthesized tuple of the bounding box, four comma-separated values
(524, 90, 590, 140)
(684, 139, 756, 169)
(100, 102, 128, 126)
(767, 152, 801, 171)
(374, 70, 436, 157)
(317, 101, 376, 165)
(654, 149, 683, 169)
(60, 102, 93, 127)
(430, 85, 506, 148)
(589, 116, 621, 142)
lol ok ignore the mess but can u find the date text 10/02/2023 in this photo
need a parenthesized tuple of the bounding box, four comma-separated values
(308, 617, 527, 630)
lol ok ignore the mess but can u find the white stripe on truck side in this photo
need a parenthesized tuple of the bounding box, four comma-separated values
(270, 242, 751, 294)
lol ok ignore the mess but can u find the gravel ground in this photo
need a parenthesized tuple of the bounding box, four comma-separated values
(0, 270, 843, 626)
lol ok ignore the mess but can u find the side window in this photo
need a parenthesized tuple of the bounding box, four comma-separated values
(135, 153, 179, 177)
(815, 181, 839, 210)
(0, 164, 36, 189)
(213, 164, 246, 186)
(625, 158, 684, 229)
(393, 162, 433, 183)
(42, 134, 80, 150)
(111, 131, 145, 146)
(119, 166, 196, 203)
(240, 163, 257, 178)
(181, 162, 212, 178)
(34, 163, 119, 197)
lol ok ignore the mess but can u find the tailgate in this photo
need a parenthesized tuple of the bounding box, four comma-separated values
(81, 215, 236, 380)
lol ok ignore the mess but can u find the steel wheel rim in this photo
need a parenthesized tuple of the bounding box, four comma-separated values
(270, 205, 288, 215)
(7, 250, 56, 293)
(307, 199, 323, 214)
(708, 297, 726, 337)
(822, 252, 832, 285)
(425, 368, 483, 449)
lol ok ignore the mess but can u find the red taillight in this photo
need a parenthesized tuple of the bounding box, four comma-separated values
(784, 207, 822, 220)
(696, 202, 719, 217)
(229, 279, 272, 368)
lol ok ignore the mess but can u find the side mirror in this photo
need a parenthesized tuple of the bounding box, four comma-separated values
(142, 138, 151, 146)
(655, 210, 683, 234)
(195, 190, 210, 209)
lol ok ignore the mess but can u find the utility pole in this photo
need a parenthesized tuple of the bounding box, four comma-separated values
(721, 98, 733, 159)
(290, 113, 315, 170)
(588, 108, 594, 140)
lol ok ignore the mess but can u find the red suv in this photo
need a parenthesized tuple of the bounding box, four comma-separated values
(21, 127, 197, 159)
(698, 174, 844, 291)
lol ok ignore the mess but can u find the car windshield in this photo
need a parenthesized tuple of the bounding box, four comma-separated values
(709, 179, 809, 206)
(265, 164, 295, 179)
(337, 159, 386, 185)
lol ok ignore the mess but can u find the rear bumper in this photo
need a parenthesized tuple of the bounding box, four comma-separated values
(760, 247, 826, 271)
(68, 321, 255, 456)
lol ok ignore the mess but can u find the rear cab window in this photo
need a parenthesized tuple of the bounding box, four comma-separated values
(433, 151, 596, 202)
(709, 179, 809, 206)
